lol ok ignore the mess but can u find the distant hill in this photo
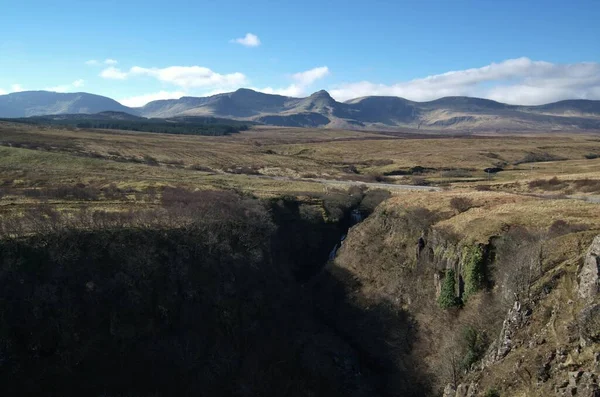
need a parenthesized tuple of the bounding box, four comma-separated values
(2, 89, 600, 131)
(0, 91, 134, 118)
(1, 111, 252, 136)
(138, 89, 600, 131)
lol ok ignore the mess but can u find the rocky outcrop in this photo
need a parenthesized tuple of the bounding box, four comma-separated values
(578, 236, 600, 301)
(483, 300, 532, 365)
(578, 304, 600, 347)
(443, 382, 478, 397)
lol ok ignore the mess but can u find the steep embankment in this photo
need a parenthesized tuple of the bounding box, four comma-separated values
(0, 188, 400, 397)
(322, 191, 600, 396)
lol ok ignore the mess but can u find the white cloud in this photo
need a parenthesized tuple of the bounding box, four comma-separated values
(329, 58, 600, 105)
(0, 84, 25, 95)
(86, 59, 117, 66)
(100, 66, 128, 80)
(100, 65, 247, 90)
(256, 84, 304, 97)
(230, 33, 261, 47)
(119, 90, 187, 107)
(255, 66, 330, 97)
(46, 79, 85, 93)
(130, 66, 247, 89)
(292, 66, 330, 86)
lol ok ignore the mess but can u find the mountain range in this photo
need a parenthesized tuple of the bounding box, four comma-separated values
(2, 89, 600, 131)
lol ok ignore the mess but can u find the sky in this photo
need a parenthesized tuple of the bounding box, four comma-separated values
(1, 0, 599, 107)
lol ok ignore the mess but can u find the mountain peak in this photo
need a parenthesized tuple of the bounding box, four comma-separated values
(310, 90, 332, 98)
(234, 88, 258, 94)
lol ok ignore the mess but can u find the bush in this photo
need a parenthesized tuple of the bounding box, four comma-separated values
(475, 185, 492, 191)
(548, 219, 588, 237)
(584, 153, 600, 159)
(528, 177, 566, 191)
(450, 197, 473, 213)
(573, 178, 600, 193)
(411, 176, 429, 186)
(188, 164, 213, 172)
(102, 183, 126, 200)
(514, 152, 566, 165)
(443, 169, 473, 178)
(143, 155, 159, 166)
(460, 326, 488, 370)
(462, 245, 485, 301)
(322, 191, 360, 222)
(484, 388, 500, 397)
(359, 189, 391, 215)
(227, 166, 261, 175)
(438, 269, 460, 309)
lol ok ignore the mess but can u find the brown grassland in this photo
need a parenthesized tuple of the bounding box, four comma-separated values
(2, 120, 600, 222)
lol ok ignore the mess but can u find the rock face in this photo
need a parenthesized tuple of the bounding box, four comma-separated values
(579, 236, 600, 301)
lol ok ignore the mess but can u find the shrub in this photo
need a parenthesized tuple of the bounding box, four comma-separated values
(443, 169, 473, 178)
(475, 185, 492, 191)
(584, 153, 600, 159)
(143, 155, 160, 166)
(322, 191, 360, 222)
(227, 166, 261, 175)
(548, 219, 588, 237)
(411, 176, 429, 186)
(460, 326, 488, 370)
(573, 178, 600, 193)
(450, 197, 473, 213)
(438, 269, 460, 309)
(528, 177, 566, 191)
(359, 189, 391, 215)
(163, 159, 185, 166)
(484, 388, 500, 397)
(462, 245, 485, 301)
(188, 164, 213, 172)
(514, 152, 566, 165)
(342, 164, 359, 174)
(102, 183, 126, 200)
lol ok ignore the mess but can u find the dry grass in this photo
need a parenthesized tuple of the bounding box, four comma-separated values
(383, 190, 600, 243)
(2, 121, 600, 211)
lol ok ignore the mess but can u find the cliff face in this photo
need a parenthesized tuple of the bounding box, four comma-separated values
(324, 191, 600, 396)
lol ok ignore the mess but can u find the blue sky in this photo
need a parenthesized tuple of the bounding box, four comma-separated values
(1, 0, 599, 106)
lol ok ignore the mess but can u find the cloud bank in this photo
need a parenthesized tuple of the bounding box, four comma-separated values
(95, 58, 600, 106)
(119, 90, 187, 107)
(329, 57, 600, 105)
